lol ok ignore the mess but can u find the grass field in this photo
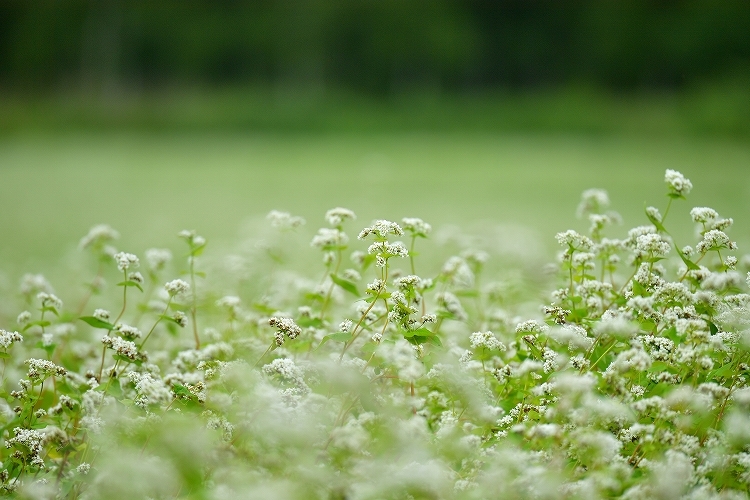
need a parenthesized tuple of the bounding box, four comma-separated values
(1, 131, 749, 285)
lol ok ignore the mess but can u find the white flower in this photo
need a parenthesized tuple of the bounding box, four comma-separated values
(576, 188, 610, 217)
(24, 358, 66, 380)
(145, 248, 172, 271)
(0, 330, 23, 349)
(311, 228, 349, 249)
(358, 220, 404, 239)
(269, 316, 302, 342)
(79, 224, 119, 249)
(690, 207, 718, 223)
(555, 230, 594, 250)
(164, 279, 190, 297)
(325, 207, 356, 226)
(93, 309, 110, 321)
(16, 311, 31, 326)
(664, 169, 692, 196)
(266, 211, 305, 229)
(37, 292, 63, 311)
(101, 335, 143, 362)
(401, 217, 432, 237)
(469, 331, 506, 351)
(696, 229, 736, 253)
(635, 233, 671, 258)
(115, 323, 142, 340)
(367, 241, 408, 259)
(114, 252, 139, 272)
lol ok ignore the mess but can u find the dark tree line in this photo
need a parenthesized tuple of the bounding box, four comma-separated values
(1, 0, 748, 93)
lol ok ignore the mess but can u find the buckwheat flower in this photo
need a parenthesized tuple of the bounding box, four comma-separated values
(127, 271, 144, 284)
(115, 323, 142, 340)
(16, 311, 31, 326)
(645, 206, 662, 223)
(664, 169, 692, 196)
(0, 330, 23, 349)
(366, 278, 385, 294)
(37, 292, 63, 311)
(710, 217, 734, 232)
(747, 272, 750, 288)
(436, 291, 467, 321)
(266, 210, 305, 229)
(681, 245, 695, 257)
(367, 240, 409, 259)
(339, 319, 353, 333)
(79, 223, 119, 249)
(311, 228, 349, 249)
(576, 188, 610, 217)
(268, 316, 301, 340)
(555, 230, 594, 251)
(358, 220, 404, 239)
(75, 463, 91, 475)
(401, 217, 432, 237)
(697, 229, 737, 253)
(6, 427, 44, 467)
(101, 335, 143, 362)
(516, 320, 549, 334)
(726, 255, 738, 270)
(325, 207, 356, 226)
(703, 271, 742, 291)
(164, 279, 190, 297)
(635, 233, 671, 258)
(395, 274, 422, 289)
(469, 331, 506, 351)
(20, 273, 53, 296)
(145, 248, 172, 272)
(690, 207, 718, 224)
(262, 358, 308, 392)
(114, 252, 139, 272)
(421, 314, 437, 324)
(216, 296, 241, 308)
(25, 358, 66, 380)
(572, 251, 596, 268)
(93, 308, 110, 321)
(342, 268, 361, 281)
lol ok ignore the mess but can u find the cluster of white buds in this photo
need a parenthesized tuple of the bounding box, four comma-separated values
(269, 317, 302, 346)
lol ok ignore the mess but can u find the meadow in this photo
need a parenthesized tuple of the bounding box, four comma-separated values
(1, 96, 750, 498)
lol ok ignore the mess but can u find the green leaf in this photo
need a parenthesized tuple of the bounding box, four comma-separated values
(297, 317, 323, 328)
(330, 273, 360, 296)
(403, 327, 432, 338)
(0, 352, 10, 359)
(708, 363, 735, 381)
(675, 246, 700, 271)
(116, 280, 144, 292)
(645, 206, 668, 233)
(112, 354, 140, 366)
(632, 280, 648, 296)
(425, 335, 442, 347)
(172, 383, 190, 397)
(316, 331, 353, 350)
(79, 316, 115, 330)
(191, 244, 207, 257)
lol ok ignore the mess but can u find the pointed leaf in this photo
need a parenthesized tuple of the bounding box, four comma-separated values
(331, 273, 360, 296)
(116, 280, 144, 292)
(675, 245, 700, 271)
(645, 206, 668, 233)
(315, 331, 352, 350)
(79, 316, 115, 330)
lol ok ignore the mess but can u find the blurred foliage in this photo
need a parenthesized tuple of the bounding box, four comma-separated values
(0, 0, 748, 93)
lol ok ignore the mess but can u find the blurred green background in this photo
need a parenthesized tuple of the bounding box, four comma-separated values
(1, 1, 749, 285)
